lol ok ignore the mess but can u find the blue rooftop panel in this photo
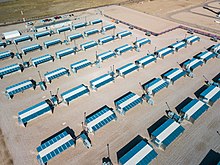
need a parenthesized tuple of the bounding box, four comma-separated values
(18, 100, 52, 125)
(44, 67, 69, 82)
(70, 59, 91, 73)
(13, 35, 32, 44)
(36, 131, 75, 164)
(61, 84, 89, 104)
(5, 80, 34, 98)
(31, 54, 54, 67)
(85, 105, 117, 132)
(119, 140, 157, 165)
(151, 119, 184, 148)
(67, 33, 83, 41)
(0, 51, 13, 60)
(34, 31, 51, 39)
(0, 63, 22, 79)
(199, 85, 220, 105)
(98, 35, 114, 45)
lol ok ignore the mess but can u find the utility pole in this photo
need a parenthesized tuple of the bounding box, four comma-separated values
(14, 43, 21, 59)
(63, 31, 67, 44)
(56, 88, 59, 96)
(81, 122, 84, 130)
(38, 71, 43, 82)
(84, 112, 86, 123)
(165, 102, 171, 111)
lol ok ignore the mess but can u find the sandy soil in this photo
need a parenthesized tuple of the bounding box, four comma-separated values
(124, 0, 207, 16)
(103, 5, 178, 33)
(124, 0, 220, 34)
(207, 1, 220, 8)
(0, 129, 13, 165)
(0, 4, 219, 165)
(168, 1, 220, 34)
(170, 4, 220, 34)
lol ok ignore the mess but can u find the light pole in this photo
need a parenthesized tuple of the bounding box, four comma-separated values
(85, 16, 87, 24)
(107, 144, 110, 158)
(84, 112, 86, 123)
(14, 43, 21, 59)
(165, 102, 171, 111)
(63, 31, 68, 44)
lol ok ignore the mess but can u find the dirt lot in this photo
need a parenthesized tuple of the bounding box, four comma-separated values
(0, 129, 13, 165)
(124, 0, 207, 16)
(0, 1, 219, 165)
(170, 3, 220, 34)
(124, 0, 220, 34)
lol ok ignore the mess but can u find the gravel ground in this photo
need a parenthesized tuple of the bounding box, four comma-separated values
(0, 3, 219, 165)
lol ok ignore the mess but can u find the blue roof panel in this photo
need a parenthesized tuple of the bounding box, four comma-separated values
(119, 140, 157, 165)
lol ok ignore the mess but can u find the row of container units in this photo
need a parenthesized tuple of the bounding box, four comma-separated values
(0, 39, 152, 80)
(34, 107, 187, 165)
(173, 73, 220, 124)
(2, 42, 217, 100)
(0, 52, 172, 100)
(33, 81, 219, 165)
(33, 21, 106, 41)
(7, 35, 214, 67)
(0, 54, 54, 79)
(0, 35, 198, 59)
(33, 81, 220, 164)
(16, 84, 89, 127)
(142, 62, 218, 99)
(34, 110, 158, 165)
(14, 72, 220, 127)
(15, 70, 218, 165)
(16, 87, 143, 127)
(2, 37, 216, 98)
(141, 67, 188, 97)
(0, 19, 102, 50)
(0, 48, 151, 84)
(181, 50, 218, 77)
(34, 117, 184, 165)
(0, 33, 150, 59)
(0, 36, 124, 59)
(154, 35, 200, 59)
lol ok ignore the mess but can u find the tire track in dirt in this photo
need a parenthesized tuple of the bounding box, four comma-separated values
(0, 129, 13, 165)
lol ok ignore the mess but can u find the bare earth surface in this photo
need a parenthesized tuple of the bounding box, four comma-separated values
(124, 0, 207, 16)
(0, 1, 220, 165)
(170, 3, 220, 34)
(104, 5, 179, 33)
(0, 129, 13, 165)
(125, 0, 220, 34)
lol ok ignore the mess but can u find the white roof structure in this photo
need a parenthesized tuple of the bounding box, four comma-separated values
(2, 30, 21, 39)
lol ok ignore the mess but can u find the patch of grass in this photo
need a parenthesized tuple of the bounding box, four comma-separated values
(0, 0, 127, 23)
